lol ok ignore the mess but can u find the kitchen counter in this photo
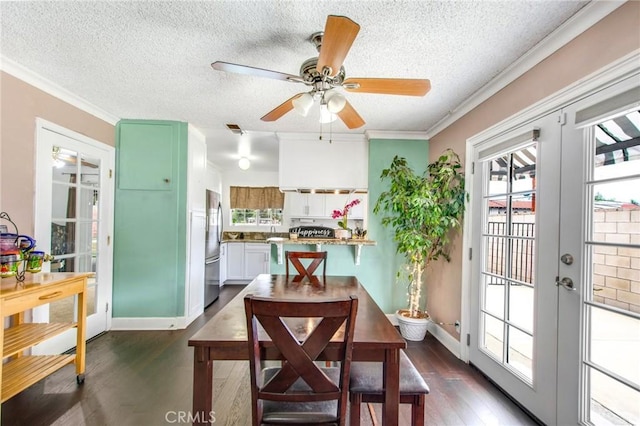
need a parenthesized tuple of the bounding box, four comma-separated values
(266, 238, 376, 265)
(275, 238, 376, 246)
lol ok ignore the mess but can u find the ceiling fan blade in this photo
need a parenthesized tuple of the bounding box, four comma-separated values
(343, 78, 431, 96)
(261, 94, 303, 122)
(316, 15, 360, 77)
(337, 100, 365, 129)
(212, 61, 305, 83)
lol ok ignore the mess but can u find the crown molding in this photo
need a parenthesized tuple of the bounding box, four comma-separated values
(1, 55, 120, 125)
(365, 130, 428, 140)
(425, 0, 626, 139)
(276, 131, 366, 143)
(467, 49, 640, 145)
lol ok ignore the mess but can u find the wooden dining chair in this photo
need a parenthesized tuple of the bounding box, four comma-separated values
(349, 349, 430, 426)
(244, 294, 358, 426)
(285, 251, 327, 283)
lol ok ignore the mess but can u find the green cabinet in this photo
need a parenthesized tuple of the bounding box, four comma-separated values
(113, 120, 188, 319)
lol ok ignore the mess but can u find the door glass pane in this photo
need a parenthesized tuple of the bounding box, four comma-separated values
(488, 155, 509, 196)
(509, 283, 534, 333)
(589, 306, 640, 385)
(588, 367, 640, 425)
(52, 147, 77, 183)
(51, 221, 75, 256)
(485, 235, 506, 278)
(79, 155, 100, 187)
(593, 110, 640, 181)
(507, 325, 533, 380)
(484, 275, 505, 319)
(482, 313, 504, 362)
(592, 179, 640, 245)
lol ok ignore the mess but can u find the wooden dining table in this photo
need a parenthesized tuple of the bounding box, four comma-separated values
(188, 274, 407, 425)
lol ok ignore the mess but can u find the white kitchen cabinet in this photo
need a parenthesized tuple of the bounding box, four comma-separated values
(224, 242, 270, 283)
(244, 243, 271, 280)
(226, 242, 245, 281)
(287, 192, 325, 218)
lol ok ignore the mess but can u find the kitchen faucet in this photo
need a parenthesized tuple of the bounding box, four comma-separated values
(269, 225, 276, 234)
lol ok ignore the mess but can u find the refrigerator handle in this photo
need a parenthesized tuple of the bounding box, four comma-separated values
(217, 202, 223, 244)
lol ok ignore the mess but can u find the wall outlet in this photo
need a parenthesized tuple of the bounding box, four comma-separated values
(454, 320, 461, 333)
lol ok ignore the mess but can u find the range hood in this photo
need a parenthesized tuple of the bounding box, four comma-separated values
(278, 133, 368, 192)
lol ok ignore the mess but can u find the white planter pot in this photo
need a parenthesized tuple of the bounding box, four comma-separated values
(395, 310, 429, 341)
(334, 228, 351, 239)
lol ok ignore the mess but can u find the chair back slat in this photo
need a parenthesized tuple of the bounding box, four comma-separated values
(285, 251, 327, 283)
(244, 294, 358, 426)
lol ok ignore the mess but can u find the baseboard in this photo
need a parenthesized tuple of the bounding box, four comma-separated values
(110, 316, 188, 330)
(385, 313, 398, 326)
(223, 280, 251, 285)
(426, 320, 462, 359)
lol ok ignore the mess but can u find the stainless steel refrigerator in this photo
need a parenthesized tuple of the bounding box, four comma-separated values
(204, 190, 222, 306)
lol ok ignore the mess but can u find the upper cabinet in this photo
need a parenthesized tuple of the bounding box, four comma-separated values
(117, 122, 178, 191)
(278, 133, 368, 191)
(287, 192, 326, 217)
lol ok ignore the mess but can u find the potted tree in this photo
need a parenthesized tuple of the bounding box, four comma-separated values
(374, 149, 466, 340)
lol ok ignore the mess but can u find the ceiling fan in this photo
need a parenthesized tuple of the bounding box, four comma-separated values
(211, 15, 431, 129)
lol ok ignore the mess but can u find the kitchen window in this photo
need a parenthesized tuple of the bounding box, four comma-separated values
(231, 208, 282, 226)
(229, 186, 284, 227)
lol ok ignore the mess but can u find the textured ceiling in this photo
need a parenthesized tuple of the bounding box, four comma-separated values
(0, 1, 588, 172)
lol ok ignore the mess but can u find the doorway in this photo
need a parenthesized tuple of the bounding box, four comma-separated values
(467, 75, 639, 424)
(32, 119, 114, 354)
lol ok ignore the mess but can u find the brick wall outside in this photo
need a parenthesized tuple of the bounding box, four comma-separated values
(593, 208, 640, 314)
(487, 207, 640, 314)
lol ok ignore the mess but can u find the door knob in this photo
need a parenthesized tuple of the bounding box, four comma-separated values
(556, 277, 576, 291)
(560, 253, 574, 265)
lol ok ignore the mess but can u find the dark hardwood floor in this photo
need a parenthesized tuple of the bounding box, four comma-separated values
(2, 285, 538, 425)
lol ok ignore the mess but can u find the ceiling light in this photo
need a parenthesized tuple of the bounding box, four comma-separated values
(292, 93, 314, 116)
(319, 104, 337, 123)
(324, 90, 346, 113)
(238, 157, 250, 170)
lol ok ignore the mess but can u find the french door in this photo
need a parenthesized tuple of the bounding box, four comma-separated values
(469, 111, 562, 425)
(32, 119, 114, 354)
(469, 75, 639, 424)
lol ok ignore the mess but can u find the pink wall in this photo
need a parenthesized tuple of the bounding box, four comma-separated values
(0, 72, 115, 235)
(426, 1, 640, 339)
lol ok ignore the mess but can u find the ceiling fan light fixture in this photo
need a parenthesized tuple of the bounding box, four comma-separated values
(319, 104, 337, 123)
(324, 90, 346, 113)
(292, 93, 314, 116)
(238, 157, 251, 170)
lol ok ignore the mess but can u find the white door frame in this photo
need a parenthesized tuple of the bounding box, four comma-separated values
(461, 51, 640, 361)
(33, 118, 114, 345)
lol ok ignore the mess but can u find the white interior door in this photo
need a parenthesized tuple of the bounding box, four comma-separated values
(32, 119, 114, 354)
